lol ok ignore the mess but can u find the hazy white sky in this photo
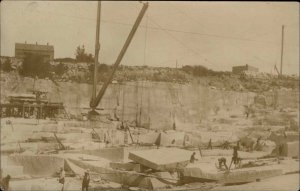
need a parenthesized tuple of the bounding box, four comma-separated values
(1, 1, 299, 74)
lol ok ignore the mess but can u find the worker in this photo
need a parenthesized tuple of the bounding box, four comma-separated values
(171, 139, 175, 144)
(222, 141, 230, 150)
(229, 146, 240, 170)
(244, 105, 249, 118)
(173, 122, 176, 130)
(1, 174, 11, 191)
(190, 152, 198, 163)
(237, 140, 240, 150)
(82, 169, 90, 191)
(207, 138, 212, 150)
(105, 130, 111, 147)
(58, 167, 65, 191)
(218, 157, 228, 170)
(277, 143, 284, 164)
(245, 110, 249, 118)
(278, 143, 284, 157)
(155, 133, 161, 149)
(232, 146, 239, 165)
(120, 121, 125, 130)
(254, 137, 262, 151)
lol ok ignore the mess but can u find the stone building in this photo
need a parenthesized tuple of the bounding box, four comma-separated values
(15, 42, 54, 61)
(232, 64, 259, 74)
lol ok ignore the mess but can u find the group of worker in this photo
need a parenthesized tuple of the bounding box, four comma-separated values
(218, 146, 241, 170)
(189, 140, 242, 172)
(58, 167, 90, 191)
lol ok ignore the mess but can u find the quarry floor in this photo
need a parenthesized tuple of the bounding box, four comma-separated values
(8, 173, 299, 191)
(1, 103, 299, 191)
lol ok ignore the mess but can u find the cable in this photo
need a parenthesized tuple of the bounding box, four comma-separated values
(41, 4, 297, 69)
(42, 8, 297, 47)
(171, 4, 275, 45)
(147, 17, 215, 66)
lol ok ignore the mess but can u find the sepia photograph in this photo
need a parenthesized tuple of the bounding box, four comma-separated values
(0, 1, 299, 191)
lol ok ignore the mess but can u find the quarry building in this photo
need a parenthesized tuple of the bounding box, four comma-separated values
(15, 42, 54, 61)
(0, 92, 65, 119)
(232, 64, 259, 74)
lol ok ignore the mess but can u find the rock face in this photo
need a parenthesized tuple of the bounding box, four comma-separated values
(1, 73, 298, 130)
(7, 154, 65, 178)
(129, 148, 194, 171)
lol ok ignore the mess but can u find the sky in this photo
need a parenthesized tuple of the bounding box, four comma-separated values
(1, 1, 299, 75)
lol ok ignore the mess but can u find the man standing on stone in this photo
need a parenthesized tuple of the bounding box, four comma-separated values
(82, 169, 90, 191)
(207, 138, 213, 150)
(190, 152, 198, 163)
(229, 146, 240, 170)
(155, 133, 161, 149)
(218, 157, 228, 170)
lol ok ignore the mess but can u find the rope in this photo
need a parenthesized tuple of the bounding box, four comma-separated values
(147, 17, 215, 66)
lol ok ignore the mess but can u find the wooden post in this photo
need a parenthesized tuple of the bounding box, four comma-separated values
(90, 3, 149, 108)
(91, 1, 102, 110)
(198, 144, 202, 157)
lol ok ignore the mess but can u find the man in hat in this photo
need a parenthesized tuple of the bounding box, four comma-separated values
(82, 169, 90, 191)
(190, 152, 198, 163)
(218, 157, 228, 170)
(207, 138, 213, 150)
(229, 146, 241, 170)
(155, 133, 161, 149)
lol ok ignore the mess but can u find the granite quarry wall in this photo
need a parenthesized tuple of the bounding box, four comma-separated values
(1, 74, 298, 130)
